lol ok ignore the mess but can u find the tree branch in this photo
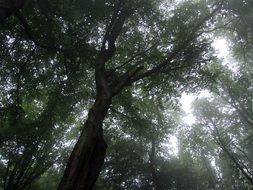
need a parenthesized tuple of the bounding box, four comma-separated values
(111, 43, 158, 73)
(129, 4, 222, 83)
(95, 2, 133, 98)
(111, 66, 143, 96)
(14, 11, 67, 52)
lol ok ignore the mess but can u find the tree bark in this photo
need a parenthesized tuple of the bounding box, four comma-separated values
(57, 96, 111, 190)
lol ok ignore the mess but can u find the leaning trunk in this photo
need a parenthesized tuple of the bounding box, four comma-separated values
(57, 96, 111, 190)
(58, 3, 133, 189)
(213, 124, 253, 186)
(222, 146, 253, 186)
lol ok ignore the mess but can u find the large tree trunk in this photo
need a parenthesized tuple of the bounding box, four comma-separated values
(57, 96, 111, 190)
(58, 3, 136, 189)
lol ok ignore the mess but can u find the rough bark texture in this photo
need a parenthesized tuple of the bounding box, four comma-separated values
(58, 96, 111, 190)
(0, 0, 26, 21)
(57, 3, 133, 189)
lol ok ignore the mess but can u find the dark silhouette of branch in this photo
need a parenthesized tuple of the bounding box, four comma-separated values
(129, 4, 222, 83)
(208, 120, 253, 185)
(111, 66, 143, 96)
(95, 1, 133, 98)
(111, 43, 158, 73)
(14, 11, 66, 52)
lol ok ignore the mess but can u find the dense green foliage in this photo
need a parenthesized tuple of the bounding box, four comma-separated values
(0, 0, 253, 189)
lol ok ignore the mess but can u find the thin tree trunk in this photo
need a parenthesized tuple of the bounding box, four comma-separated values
(58, 96, 111, 190)
(149, 139, 161, 190)
(211, 123, 253, 186)
(221, 145, 253, 186)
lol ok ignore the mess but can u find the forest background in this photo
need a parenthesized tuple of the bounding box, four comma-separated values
(0, 0, 253, 189)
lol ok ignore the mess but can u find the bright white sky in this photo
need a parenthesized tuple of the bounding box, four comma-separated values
(180, 37, 230, 125)
(181, 90, 210, 125)
(212, 38, 230, 58)
(166, 38, 230, 156)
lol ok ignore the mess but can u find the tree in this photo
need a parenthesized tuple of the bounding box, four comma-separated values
(184, 2, 253, 187)
(0, 10, 91, 188)
(57, 1, 224, 189)
(0, 42, 85, 189)
(97, 94, 177, 190)
(191, 97, 253, 188)
(1, 0, 251, 189)
(96, 95, 212, 190)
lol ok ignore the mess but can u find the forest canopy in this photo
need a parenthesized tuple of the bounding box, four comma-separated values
(0, 0, 253, 189)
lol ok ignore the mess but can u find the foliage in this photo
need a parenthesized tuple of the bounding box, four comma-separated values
(0, 0, 253, 189)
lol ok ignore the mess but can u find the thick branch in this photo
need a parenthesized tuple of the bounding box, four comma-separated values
(110, 66, 143, 96)
(95, 2, 132, 97)
(111, 43, 157, 73)
(101, 2, 131, 62)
